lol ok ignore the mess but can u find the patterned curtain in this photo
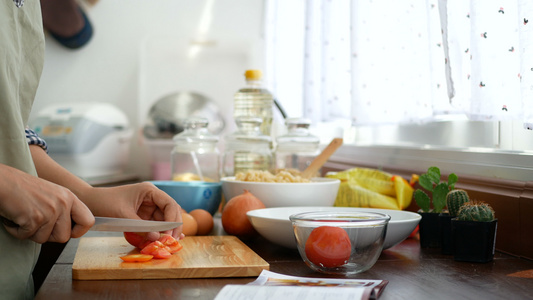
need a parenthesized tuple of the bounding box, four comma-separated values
(265, 0, 533, 128)
(442, 0, 533, 129)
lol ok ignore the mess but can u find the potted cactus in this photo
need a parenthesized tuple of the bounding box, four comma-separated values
(452, 201, 497, 263)
(440, 189, 470, 254)
(414, 166, 458, 248)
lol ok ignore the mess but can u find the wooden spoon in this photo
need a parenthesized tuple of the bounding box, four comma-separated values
(301, 138, 343, 179)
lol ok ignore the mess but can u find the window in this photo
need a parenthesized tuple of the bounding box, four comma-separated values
(265, 0, 533, 180)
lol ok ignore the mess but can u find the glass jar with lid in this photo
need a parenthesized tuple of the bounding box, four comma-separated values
(171, 117, 220, 182)
(222, 116, 273, 177)
(275, 118, 320, 174)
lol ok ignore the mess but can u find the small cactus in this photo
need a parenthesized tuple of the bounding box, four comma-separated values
(414, 166, 458, 213)
(446, 189, 470, 217)
(456, 202, 495, 222)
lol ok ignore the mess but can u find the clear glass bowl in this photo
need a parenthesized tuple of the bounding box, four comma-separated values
(290, 211, 390, 275)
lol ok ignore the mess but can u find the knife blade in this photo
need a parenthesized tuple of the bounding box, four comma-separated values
(89, 217, 182, 232)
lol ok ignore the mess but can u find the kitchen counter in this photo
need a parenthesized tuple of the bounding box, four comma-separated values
(36, 224, 533, 300)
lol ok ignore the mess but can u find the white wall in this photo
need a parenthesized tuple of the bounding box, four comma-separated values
(32, 0, 266, 180)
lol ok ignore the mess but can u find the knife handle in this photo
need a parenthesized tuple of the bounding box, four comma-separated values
(1, 216, 77, 230)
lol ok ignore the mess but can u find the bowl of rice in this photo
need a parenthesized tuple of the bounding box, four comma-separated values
(221, 170, 341, 208)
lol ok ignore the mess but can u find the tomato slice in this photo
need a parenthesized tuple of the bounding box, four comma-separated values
(124, 232, 161, 249)
(158, 234, 183, 254)
(140, 241, 173, 259)
(304, 226, 352, 268)
(150, 248, 172, 259)
(120, 254, 153, 262)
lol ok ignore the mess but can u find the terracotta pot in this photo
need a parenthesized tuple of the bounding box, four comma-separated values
(452, 219, 497, 263)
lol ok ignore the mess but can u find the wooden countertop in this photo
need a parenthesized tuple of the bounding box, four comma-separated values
(36, 225, 533, 300)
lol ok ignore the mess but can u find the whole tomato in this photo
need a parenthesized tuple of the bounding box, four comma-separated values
(304, 226, 352, 268)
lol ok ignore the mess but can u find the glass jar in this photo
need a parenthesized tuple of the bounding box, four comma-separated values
(171, 118, 220, 182)
(275, 118, 320, 173)
(222, 116, 273, 177)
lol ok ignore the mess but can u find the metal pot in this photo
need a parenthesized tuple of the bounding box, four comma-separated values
(143, 91, 225, 139)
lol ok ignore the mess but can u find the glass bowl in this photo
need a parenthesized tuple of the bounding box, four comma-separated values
(290, 211, 391, 275)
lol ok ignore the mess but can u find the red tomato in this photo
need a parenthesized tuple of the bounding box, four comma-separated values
(140, 241, 172, 259)
(158, 234, 183, 254)
(150, 248, 172, 259)
(304, 226, 352, 268)
(120, 254, 153, 262)
(124, 232, 160, 249)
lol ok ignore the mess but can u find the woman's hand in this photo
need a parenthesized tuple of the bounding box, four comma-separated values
(0, 164, 95, 244)
(28, 145, 183, 240)
(81, 182, 183, 240)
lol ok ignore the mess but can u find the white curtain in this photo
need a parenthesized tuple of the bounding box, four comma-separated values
(265, 0, 533, 128)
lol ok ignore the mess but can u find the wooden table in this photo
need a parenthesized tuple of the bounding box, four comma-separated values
(36, 227, 533, 300)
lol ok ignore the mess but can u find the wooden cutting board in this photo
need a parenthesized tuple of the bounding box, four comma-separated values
(72, 235, 269, 280)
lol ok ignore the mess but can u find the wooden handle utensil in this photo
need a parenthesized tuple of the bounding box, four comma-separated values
(301, 138, 343, 179)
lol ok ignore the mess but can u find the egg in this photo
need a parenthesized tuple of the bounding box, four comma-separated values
(189, 209, 214, 235)
(181, 212, 198, 236)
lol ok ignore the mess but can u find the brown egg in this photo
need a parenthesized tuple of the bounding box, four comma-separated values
(189, 209, 214, 235)
(181, 212, 198, 236)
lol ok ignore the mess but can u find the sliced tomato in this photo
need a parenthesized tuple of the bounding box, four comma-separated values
(140, 241, 172, 259)
(124, 232, 161, 249)
(138, 239, 154, 250)
(158, 234, 183, 254)
(120, 254, 153, 262)
(150, 248, 172, 259)
(140, 241, 165, 255)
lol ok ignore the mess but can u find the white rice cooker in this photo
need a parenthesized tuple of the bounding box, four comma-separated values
(30, 102, 133, 180)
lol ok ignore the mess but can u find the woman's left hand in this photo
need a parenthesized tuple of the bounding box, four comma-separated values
(81, 182, 183, 240)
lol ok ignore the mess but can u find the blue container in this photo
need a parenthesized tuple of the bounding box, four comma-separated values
(150, 181, 222, 215)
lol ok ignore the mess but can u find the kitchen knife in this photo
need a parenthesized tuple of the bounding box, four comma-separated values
(1, 216, 180, 232)
(89, 217, 181, 232)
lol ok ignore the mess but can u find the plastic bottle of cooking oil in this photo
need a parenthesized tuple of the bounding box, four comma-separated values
(233, 69, 274, 137)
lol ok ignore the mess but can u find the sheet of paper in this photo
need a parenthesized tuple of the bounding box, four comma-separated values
(214, 270, 388, 300)
(215, 285, 370, 300)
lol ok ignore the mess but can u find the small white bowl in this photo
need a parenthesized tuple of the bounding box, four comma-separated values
(247, 206, 421, 250)
(220, 177, 340, 208)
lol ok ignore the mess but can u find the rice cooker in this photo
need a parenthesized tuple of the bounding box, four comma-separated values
(30, 102, 133, 180)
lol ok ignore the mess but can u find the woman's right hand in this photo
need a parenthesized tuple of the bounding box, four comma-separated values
(0, 164, 95, 244)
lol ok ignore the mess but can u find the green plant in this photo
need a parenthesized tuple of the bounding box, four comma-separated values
(456, 202, 495, 222)
(414, 166, 458, 213)
(446, 189, 470, 217)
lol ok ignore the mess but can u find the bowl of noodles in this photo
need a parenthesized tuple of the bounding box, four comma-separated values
(221, 170, 341, 208)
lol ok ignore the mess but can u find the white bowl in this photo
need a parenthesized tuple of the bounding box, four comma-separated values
(247, 206, 421, 250)
(221, 177, 340, 208)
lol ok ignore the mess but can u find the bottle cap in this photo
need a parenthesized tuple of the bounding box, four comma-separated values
(244, 69, 262, 80)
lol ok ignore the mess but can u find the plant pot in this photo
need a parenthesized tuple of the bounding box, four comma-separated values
(418, 212, 441, 248)
(452, 219, 497, 263)
(439, 213, 453, 255)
